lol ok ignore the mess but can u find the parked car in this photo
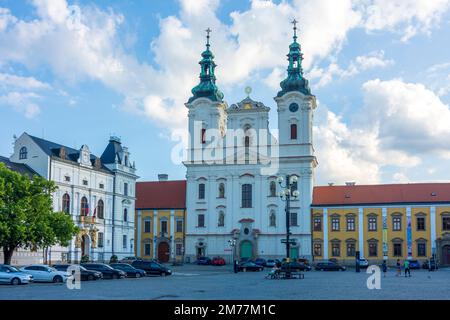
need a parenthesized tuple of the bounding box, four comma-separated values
(81, 263, 126, 279)
(239, 258, 254, 264)
(254, 258, 267, 267)
(196, 257, 212, 265)
(131, 260, 172, 276)
(315, 262, 346, 271)
(265, 259, 277, 268)
(281, 261, 311, 271)
(53, 264, 102, 281)
(120, 256, 143, 264)
(423, 259, 438, 270)
(110, 263, 146, 278)
(358, 259, 369, 268)
(0, 265, 33, 285)
(238, 262, 264, 272)
(20, 265, 70, 283)
(211, 257, 226, 266)
(408, 260, 421, 269)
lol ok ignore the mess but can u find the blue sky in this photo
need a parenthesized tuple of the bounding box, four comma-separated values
(1, 0, 450, 185)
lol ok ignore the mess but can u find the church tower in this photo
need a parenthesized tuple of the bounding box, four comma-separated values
(185, 28, 227, 163)
(274, 20, 317, 259)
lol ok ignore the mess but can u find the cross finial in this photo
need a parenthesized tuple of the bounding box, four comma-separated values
(291, 18, 298, 42)
(206, 27, 212, 48)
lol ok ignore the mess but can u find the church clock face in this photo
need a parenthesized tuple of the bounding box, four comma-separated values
(289, 102, 299, 113)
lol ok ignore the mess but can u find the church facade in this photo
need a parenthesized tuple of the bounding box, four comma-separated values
(184, 25, 317, 262)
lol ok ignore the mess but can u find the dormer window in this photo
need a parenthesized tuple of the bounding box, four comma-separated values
(19, 147, 27, 160)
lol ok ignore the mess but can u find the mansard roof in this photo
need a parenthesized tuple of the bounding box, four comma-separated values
(0, 155, 39, 178)
(228, 96, 270, 113)
(100, 136, 123, 164)
(312, 183, 450, 206)
(27, 134, 110, 172)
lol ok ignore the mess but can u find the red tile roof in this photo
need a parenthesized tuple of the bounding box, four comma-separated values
(312, 183, 450, 206)
(136, 180, 186, 209)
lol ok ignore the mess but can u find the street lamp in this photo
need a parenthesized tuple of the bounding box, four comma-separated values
(278, 174, 299, 263)
(228, 239, 237, 273)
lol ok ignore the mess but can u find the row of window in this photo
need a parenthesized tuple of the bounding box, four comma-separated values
(143, 219, 184, 234)
(95, 233, 130, 250)
(143, 243, 183, 256)
(199, 124, 298, 144)
(194, 211, 298, 228)
(313, 242, 428, 258)
(312, 215, 448, 232)
(197, 180, 298, 207)
(62, 194, 129, 221)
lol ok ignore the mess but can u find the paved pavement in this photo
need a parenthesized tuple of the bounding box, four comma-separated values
(1, 265, 449, 300)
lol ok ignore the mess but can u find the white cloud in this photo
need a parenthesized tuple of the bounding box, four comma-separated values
(308, 50, 393, 88)
(361, 78, 450, 156)
(359, 0, 450, 41)
(0, 92, 41, 118)
(0, 73, 51, 90)
(314, 78, 450, 184)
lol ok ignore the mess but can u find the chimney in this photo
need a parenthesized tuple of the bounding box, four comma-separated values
(345, 182, 356, 186)
(158, 174, 169, 182)
(328, 183, 334, 186)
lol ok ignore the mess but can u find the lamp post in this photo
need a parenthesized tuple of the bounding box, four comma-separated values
(278, 175, 299, 263)
(228, 239, 237, 273)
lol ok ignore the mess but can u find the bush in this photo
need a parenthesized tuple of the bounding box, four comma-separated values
(109, 255, 118, 263)
(80, 255, 90, 263)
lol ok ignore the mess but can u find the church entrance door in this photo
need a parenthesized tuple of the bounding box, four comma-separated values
(240, 241, 253, 259)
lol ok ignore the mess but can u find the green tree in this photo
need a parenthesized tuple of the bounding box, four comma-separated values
(0, 163, 79, 265)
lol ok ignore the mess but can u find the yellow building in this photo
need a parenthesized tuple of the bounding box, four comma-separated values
(311, 183, 450, 266)
(135, 177, 186, 263)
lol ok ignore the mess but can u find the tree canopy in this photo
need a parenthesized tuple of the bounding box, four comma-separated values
(0, 162, 79, 264)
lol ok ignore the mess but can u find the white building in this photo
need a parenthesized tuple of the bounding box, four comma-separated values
(1, 133, 138, 264)
(184, 25, 317, 262)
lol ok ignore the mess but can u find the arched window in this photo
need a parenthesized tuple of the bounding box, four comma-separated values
(218, 211, 225, 227)
(97, 200, 104, 219)
(201, 128, 206, 144)
(80, 197, 89, 216)
(242, 184, 252, 208)
(270, 210, 276, 227)
(19, 147, 27, 160)
(198, 183, 205, 199)
(244, 136, 250, 148)
(62, 194, 70, 214)
(290, 124, 297, 140)
(218, 183, 225, 198)
(124, 208, 128, 222)
(270, 181, 276, 197)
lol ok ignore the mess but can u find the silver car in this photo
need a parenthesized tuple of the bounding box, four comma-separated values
(20, 265, 69, 283)
(0, 265, 33, 285)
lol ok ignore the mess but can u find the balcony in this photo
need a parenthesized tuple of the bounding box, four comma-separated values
(79, 216, 96, 225)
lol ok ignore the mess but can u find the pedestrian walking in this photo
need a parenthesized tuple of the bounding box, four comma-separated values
(382, 260, 387, 277)
(404, 260, 411, 277)
(396, 259, 401, 277)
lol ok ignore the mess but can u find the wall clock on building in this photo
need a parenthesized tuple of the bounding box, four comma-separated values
(289, 102, 299, 112)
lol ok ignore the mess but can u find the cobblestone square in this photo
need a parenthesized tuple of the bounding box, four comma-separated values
(1, 265, 449, 300)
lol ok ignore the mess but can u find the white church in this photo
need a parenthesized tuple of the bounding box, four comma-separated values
(184, 24, 317, 262)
